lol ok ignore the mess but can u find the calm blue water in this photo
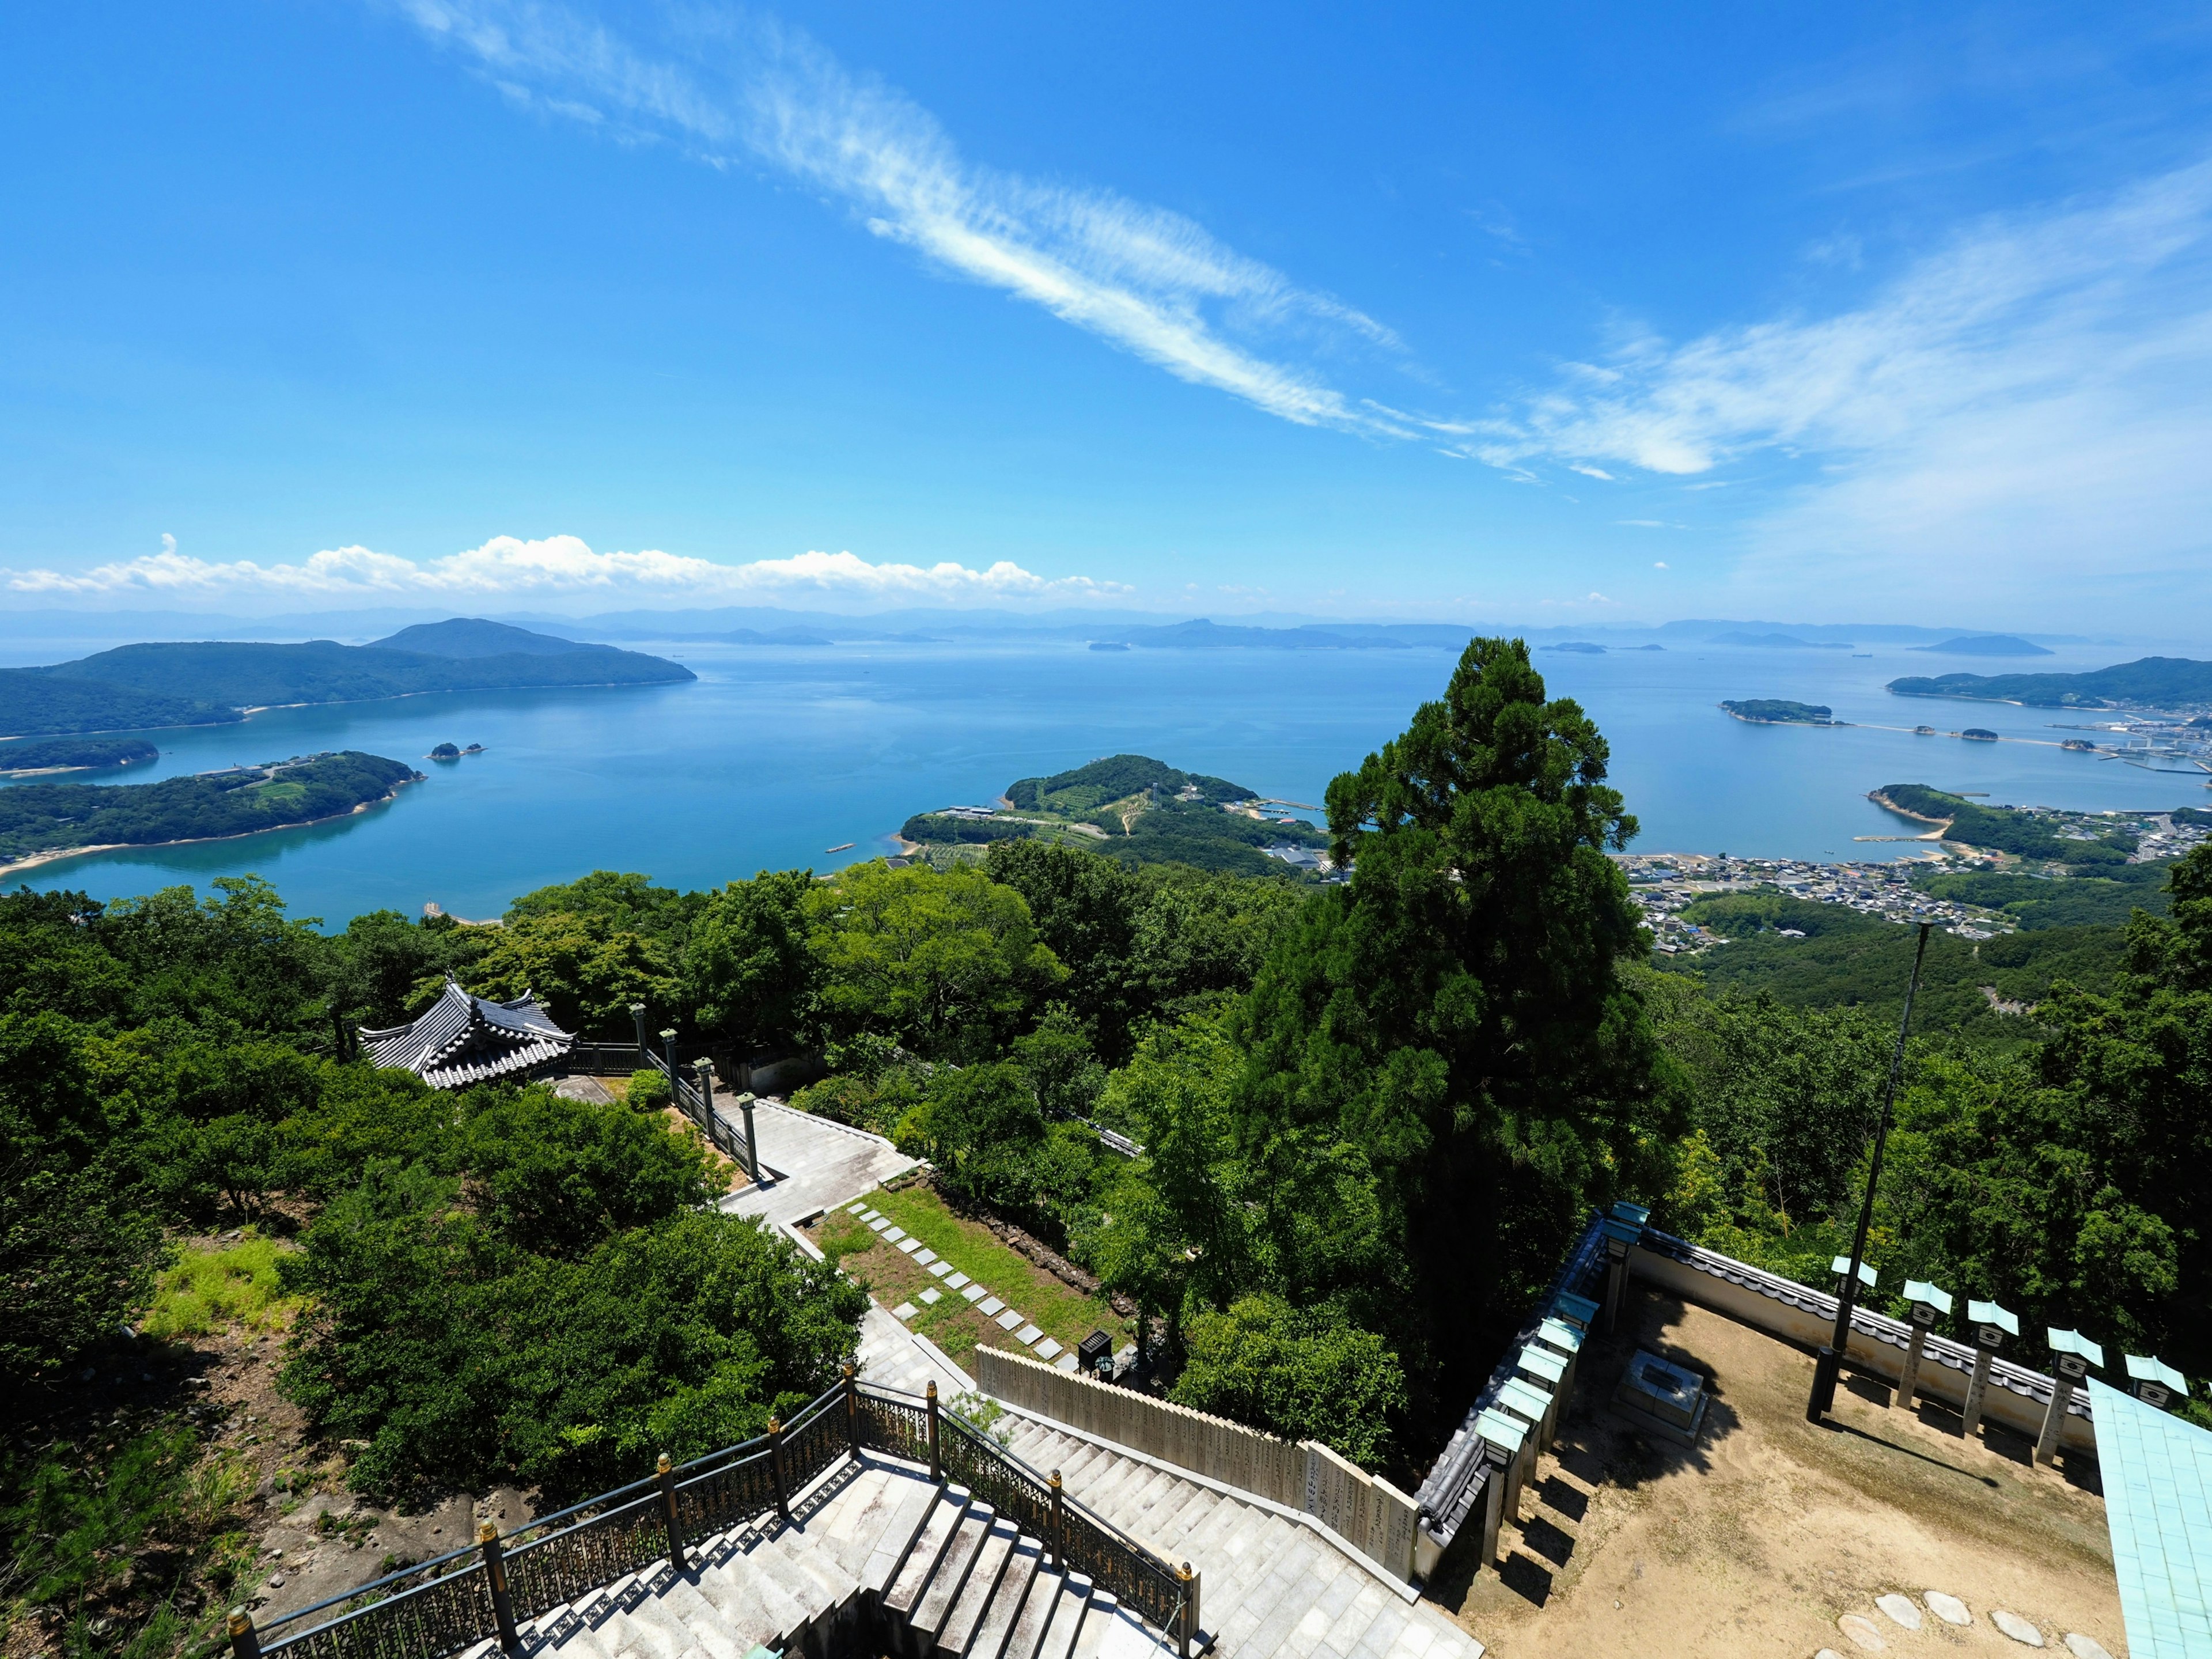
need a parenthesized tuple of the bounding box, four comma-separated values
(10, 637, 2206, 925)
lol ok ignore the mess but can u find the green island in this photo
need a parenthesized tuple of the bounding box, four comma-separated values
(0, 734, 160, 775)
(0, 750, 422, 868)
(1870, 782, 2140, 863)
(1887, 654, 2212, 709)
(0, 617, 694, 737)
(12, 637, 2212, 1658)
(1719, 698, 1834, 725)
(900, 752, 1332, 876)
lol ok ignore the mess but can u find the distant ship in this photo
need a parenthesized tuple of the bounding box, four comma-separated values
(824, 842, 856, 854)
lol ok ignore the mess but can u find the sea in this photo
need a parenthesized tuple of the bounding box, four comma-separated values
(7, 635, 2208, 927)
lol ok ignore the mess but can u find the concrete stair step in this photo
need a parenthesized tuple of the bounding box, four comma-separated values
(937, 1518, 1021, 1655)
(997, 1565, 1072, 1659)
(965, 1537, 1045, 1659)
(886, 1493, 971, 1616)
(911, 1504, 997, 1642)
(1032, 1578, 1093, 1659)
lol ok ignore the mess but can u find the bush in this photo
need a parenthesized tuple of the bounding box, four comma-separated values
(1171, 1296, 1407, 1470)
(626, 1068, 672, 1113)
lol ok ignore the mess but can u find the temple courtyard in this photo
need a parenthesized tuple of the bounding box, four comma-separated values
(1431, 1287, 2126, 1659)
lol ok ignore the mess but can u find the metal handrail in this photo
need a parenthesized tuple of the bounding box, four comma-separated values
(240, 1376, 1192, 1659)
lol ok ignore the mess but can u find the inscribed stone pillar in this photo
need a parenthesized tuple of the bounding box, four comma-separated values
(2035, 1329, 2101, 1463)
(1961, 1298, 2017, 1438)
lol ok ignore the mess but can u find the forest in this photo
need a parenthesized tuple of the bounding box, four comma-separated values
(0, 737, 160, 775)
(6, 637, 2207, 1658)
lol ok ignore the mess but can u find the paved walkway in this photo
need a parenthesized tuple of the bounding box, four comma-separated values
(718, 1100, 918, 1228)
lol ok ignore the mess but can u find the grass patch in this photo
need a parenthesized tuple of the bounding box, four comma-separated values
(248, 780, 308, 808)
(141, 1236, 300, 1339)
(810, 1184, 1128, 1372)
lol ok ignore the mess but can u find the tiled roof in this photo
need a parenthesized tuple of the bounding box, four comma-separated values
(359, 976, 573, 1088)
(2089, 1376, 2212, 1658)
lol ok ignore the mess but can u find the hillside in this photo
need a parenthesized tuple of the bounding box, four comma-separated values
(0, 751, 422, 866)
(903, 753, 1330, 876)
(4, 620, 695, 735)
(1870, 783, 2137, 864)
(1887, 655, 2212, 708)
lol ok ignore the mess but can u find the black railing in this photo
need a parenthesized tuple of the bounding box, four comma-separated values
(233, 1373, 1196, 1659)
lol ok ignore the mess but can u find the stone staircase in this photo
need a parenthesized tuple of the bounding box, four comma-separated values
(1000, 1419, 1485, 1659)
(470, 1455, 1176, 1659)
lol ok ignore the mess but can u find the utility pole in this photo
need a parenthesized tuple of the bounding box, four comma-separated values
(1808, 919, 1933, 1423)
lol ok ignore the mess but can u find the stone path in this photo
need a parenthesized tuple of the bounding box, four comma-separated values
(1821, 1589, 2108, 1656)
(718, 1101, 917, 1229)
(842, 1199, 1086, 1378)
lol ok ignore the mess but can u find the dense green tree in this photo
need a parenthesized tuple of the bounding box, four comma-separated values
(1171, 1295, 1408, 1469)
(684, 870, 819, 1052)
(463, 910, 680, 1035)
(1232, 637, 1677, 1426)
(805, 862, 1066, 1062)
(328, 908, 489, 1026)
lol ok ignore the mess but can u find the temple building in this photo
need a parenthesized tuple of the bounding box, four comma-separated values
(358, 976, 574, 1088)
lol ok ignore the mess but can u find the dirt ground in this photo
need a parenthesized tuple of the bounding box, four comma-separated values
(1427, 1286, 2127, 1659)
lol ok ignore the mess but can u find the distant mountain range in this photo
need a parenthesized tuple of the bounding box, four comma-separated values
(1887, 657, 2212, 709)
(0, 618, 694, 737)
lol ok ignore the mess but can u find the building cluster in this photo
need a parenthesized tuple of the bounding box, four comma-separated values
(1612, 851, 2001, 952)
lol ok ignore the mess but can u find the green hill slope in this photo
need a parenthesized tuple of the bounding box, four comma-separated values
(1887, 656, 2212, 708)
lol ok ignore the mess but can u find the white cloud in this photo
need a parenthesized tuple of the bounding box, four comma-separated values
(391, 2, 1404, 436)
(1653, 561, 1669, 569)
(1569, 464, 1615, 480)
(1466, 158, 2212, 600)
(4, 535, 1127, 602)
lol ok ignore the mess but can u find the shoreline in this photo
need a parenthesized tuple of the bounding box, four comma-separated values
(0, 783, 415, 876)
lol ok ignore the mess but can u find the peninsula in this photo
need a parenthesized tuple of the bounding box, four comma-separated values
(1888, 656, 2212, 710)
(1868, 783, 2139, 864)
(1719, 699, 1834, 725)
(0, 617, 694, 737)
(0, 750, 423, 869)
(899, 753, 1332, 876)
(0, 735, 160, 776)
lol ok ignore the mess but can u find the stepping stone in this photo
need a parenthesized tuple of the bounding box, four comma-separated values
(897, 1237, 921, 1254)
(961, 1285, 988, 1303)
(1925, 1593, 1971, 1627)
(944, 1272, 969, 1289)
(1054, 1352, 1080, 1371)
(847, 1203, 868, 1215)
(928, 1261, 953, 1278)
(2062, 1637, 2114, 1659)
(1035, 1338, 1063, 1361)
(1991, 1611, 2044, 1647)
(912, 1248, 937, 1266)
(978, 1297, 1005, 1316)
(1876, 1595, 1922, 1631)
(995, 1309, 1024, 1331)
(892, 1302, 918, 1321)
(869, 1218, 891, 1232)
(1838, 1614, 1887, 1652)
(920, 1289, 942, 1305)
(861, 1207, 881, 1219)
(1015, 1324, 1044, 1346)
(883, 1227, 907, 1243)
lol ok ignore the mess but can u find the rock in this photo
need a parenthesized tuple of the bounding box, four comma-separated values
(2062, 1637, 2114, 1659)
(1991, 1609, 2046, 1646)
(1817, 1650, 1846, 1659)
(1925, 1592, 1972, 1626)
(1876, 1594, 1922, 1631)
(1838, 1613, 1888, 1652)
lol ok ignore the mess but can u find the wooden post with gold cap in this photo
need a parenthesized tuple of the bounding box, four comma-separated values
(479, 1521, 521, 1654)
(843, 1362, 861, 1455)
(1048, 1469, 1064, 1567)
(225, 1607, 262, 1659)
(768, 1415, 790, 1523)
(657, 1452, 688, 1572)
(926, 1380, 942, 1484)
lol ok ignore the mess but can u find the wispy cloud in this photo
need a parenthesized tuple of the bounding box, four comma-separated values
(391, 2, 1404, 435)
(1467, 158, 2212, 596)
(5, 535, 1126, 602)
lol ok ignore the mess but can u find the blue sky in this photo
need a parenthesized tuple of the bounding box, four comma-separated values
(4, 3, 2210, 626)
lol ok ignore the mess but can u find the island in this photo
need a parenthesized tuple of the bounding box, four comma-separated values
(0, 750, 423, 870)
(1908, 634, 2054, 657)
(0, 735, 160, 776)
(1721, 699, 1834, 725)
(1868, 784, 2137, 864)
(1550, 641, 1607, 654)
(1962, 728, 1999, 741)
(1887, 656, 2212, 710)
(898, 753, 1334, 877)
(0, 616, 694, 737)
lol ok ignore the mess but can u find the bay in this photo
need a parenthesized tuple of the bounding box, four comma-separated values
(10, 635, 2206, 925)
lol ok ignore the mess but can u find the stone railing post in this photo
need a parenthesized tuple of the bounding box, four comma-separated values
(225, 1608, 262, 1659)
(660, 1027, 680, 1089)
(692, 1057, 715, 1145)
(657, 1452, 688, 1573)
(1893, 1279, 1952, 1411)
(630, 1002, 647, 1060)
(926, 1380, 942, 1483)
(844, 1363, 861, 1455)
(479, 1521, 521, 1654)
(1961, 1298, 2016, 1437)
(740, 1092, 760, 1183)
(2036, 1328, 2102, 1463)
(1048, 1469, 1065, 1567)
(768, 1415, 790, 1522)
(1177, 1562, 1198, 1659)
